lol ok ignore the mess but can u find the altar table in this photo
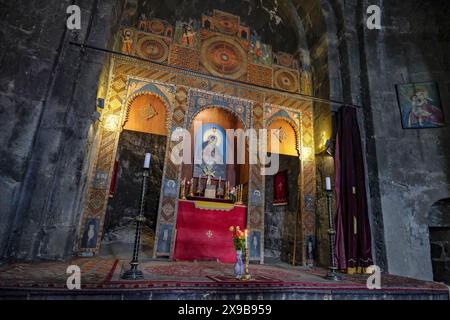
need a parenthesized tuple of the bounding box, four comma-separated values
(173, 200, 247, 263)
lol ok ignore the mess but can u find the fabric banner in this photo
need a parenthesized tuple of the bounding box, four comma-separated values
(334, 106, 373, 272)
(174, 200, 246, 263)
(273, 170, 288, 205)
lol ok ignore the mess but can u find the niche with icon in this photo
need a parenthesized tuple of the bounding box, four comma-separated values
(180, 107, 249, 204)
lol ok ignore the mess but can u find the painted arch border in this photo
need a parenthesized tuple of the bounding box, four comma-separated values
(264, 103, 303, 159)
(185, 88, 253, 130)
(122, 76, 176, 130)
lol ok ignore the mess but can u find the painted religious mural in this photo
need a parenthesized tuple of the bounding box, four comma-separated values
(117, 9, 311, 93)
(78, 9, 315, 265)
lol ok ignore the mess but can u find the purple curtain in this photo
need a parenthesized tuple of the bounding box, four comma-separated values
(334, 106, 373, 271)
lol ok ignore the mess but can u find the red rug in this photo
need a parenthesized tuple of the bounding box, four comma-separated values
(207, 275, 282, 284)
(0, 258, 448, 296)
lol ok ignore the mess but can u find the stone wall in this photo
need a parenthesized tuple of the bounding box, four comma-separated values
(361, 0, 450, 280)
(0, 0, 127, 261)
(295, 0, 450, 278)
(104, 130, 166, 233)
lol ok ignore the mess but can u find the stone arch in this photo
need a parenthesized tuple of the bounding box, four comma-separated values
(121, 91, 172, 133)
(429, 198, 450, 227)
(122, 79, 175, 128)
(428, 198, 450, 283)
(265, 111, 306, 263)
(187, 105, 248, 131)
(185, 89, 252, 130)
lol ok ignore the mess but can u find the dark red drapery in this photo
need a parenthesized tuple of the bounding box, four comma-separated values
(334, 106, 373, 271)
(273, 170, 288, 205)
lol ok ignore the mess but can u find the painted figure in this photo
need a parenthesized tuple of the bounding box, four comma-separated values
(181, 23, 195, 47)
(122, 29, 133, 55)
(408, 89, 444, 127)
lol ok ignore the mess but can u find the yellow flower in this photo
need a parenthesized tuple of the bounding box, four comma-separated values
(229, 226, 235, 232)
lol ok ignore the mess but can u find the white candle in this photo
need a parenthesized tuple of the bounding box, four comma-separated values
(325, 177, 331, 191)
(245, 229, 248, 251)
(144, 153, 151, 169)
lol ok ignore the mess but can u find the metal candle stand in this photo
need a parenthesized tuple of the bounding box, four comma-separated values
(242, 230, 251, 280)
(325, 190, 341, 281)
(121, 168, 149, 280)
(242, 249, 252, 280)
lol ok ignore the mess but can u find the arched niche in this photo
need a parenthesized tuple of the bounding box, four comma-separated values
(99, 92, 171, 259)
(428, 198, 450, 284)
(429, 198, 450, 227)
(122, 93, 169, 136)
(264, 116, 302, 263)
(266, 118, 300, 157)
(181, 106, 249, 192)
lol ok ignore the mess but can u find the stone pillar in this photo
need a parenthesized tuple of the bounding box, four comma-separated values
(247, 102, 265, 263)
(153, 86, 189, 257)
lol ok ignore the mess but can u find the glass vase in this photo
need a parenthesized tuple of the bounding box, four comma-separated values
(234, 250, 244, 279)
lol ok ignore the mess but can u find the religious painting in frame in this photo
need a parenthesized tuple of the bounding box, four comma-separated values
(193, 123, 227, 180)
(81, 218, 100, 249)
(249, 231, 261, 259)
(156, 223, 173, 254)
(395, 81, 445, 129)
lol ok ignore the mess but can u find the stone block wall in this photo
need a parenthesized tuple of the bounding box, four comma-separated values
(0, 0, 127, 261)
(362, 0, 450, 280)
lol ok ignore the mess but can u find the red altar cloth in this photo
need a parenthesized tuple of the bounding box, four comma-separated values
(173, 200, 247, 263)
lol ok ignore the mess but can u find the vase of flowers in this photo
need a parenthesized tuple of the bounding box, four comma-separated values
(229, 226, 246, 279)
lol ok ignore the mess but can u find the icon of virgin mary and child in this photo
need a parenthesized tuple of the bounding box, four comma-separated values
(401, 86, 444, 128)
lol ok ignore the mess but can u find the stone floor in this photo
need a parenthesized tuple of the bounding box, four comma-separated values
(0, 258, 448, 300)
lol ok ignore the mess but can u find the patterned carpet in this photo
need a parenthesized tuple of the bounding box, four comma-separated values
(0, 258, 117, 288)
(0, 258, 448, 295)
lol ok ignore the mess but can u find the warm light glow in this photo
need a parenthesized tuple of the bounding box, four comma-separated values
(321, 131, 328, 148)
(244, 229, 248, 250)
(301, 146, 313, 161)
(103, 114, 120, 131)
(267, 119, 298, 156)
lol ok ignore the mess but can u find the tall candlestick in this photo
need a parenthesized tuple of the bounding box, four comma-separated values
(324, 188, 341, 281)
(325, 177, 331, 191)
(245, 229, 248, 251)
(121, 159, 150, 280)
(224, 181, 229, 200)
(180, 178, 186, 199)
(143, 153, 151, 169)
(197, 175, 203, 195)
(243, 229, 251, 280)
(189, 178, 194, 197)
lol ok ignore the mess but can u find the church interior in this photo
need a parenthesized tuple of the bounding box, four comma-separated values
(1, 0, 450, 301)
